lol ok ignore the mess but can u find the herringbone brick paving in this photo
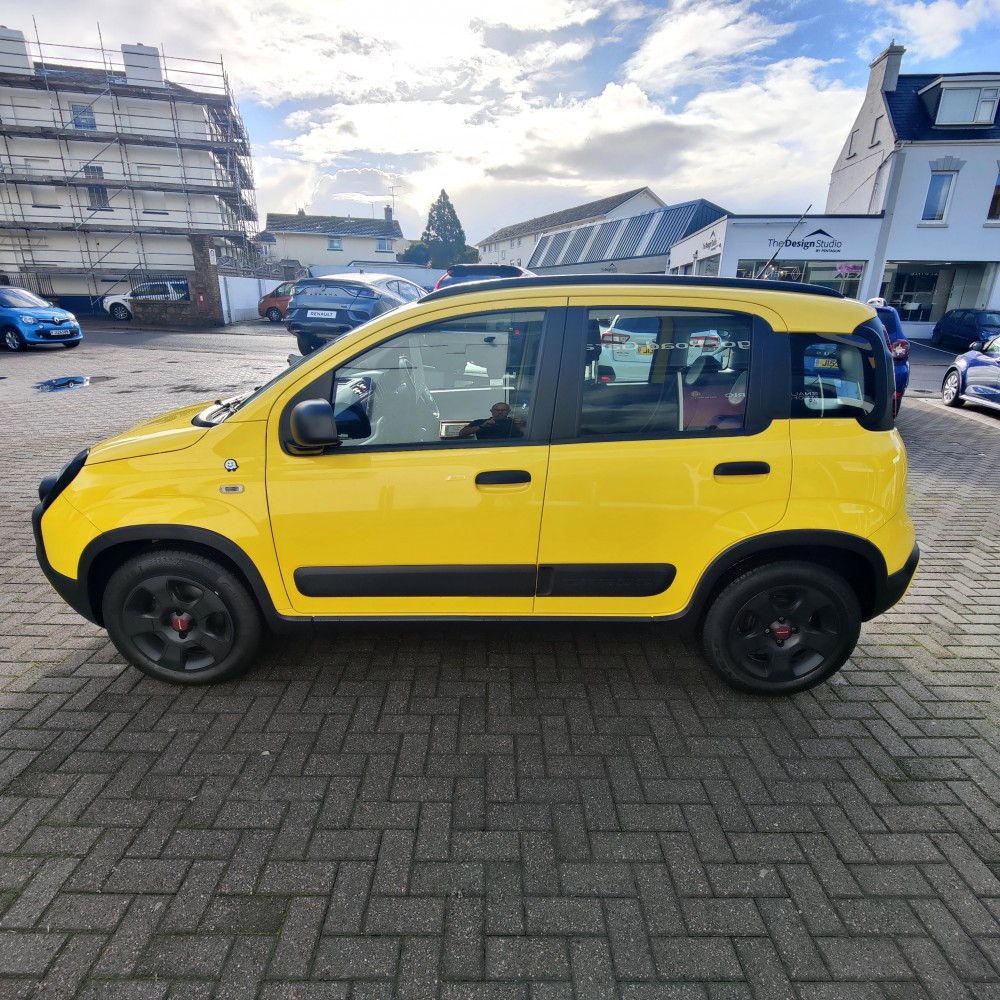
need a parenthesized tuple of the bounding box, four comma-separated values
(2, 331, 1000, 998)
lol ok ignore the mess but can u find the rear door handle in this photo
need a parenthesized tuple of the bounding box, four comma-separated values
(475, 470, 531, 485)
(714, 461, 770, 476)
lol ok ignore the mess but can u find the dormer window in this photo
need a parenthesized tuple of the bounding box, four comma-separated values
(936, 86, 998, 125)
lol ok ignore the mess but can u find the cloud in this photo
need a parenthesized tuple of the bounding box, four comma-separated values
(878, 0, 1000, 59)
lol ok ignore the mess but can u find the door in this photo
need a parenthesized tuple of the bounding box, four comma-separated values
(965, 335, 1000, 404)
(266, 306, 561, 616)
(535, 300, 792, 618)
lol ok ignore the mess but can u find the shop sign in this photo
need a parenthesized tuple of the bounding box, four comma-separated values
(767, 228, 844, 255)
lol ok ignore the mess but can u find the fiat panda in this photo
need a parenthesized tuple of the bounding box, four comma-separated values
(33, 275, 918, 695)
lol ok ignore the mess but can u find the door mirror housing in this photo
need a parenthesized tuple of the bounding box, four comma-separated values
(289, 399, 340, 449)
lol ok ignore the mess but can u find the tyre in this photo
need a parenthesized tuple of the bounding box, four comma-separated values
(942, 370, 964, 407)
(62, 339, 81, 349)
(102, 549, 263, 685)
(297, 333, 320, 355)
(929, 329, 943, 347)
(110, 303, 132, 321)
(701, 561, 861, 695)
(266, 307, 283, 323)
(3, 327, 26, 351)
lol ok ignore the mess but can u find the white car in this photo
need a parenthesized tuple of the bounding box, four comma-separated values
(102, 280, 190, 321)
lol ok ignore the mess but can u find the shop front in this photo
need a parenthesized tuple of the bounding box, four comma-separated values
(875, 260, 999, 325)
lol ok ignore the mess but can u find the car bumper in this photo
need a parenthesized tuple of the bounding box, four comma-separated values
(21, 325, 82, 344)
(31, 501, 98, 623)
(875, 542, 919, 617)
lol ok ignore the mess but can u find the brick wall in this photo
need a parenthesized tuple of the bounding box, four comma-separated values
(131, 235, 225, 328)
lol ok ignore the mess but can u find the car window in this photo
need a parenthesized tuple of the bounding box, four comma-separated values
(319, 310, 545, 449)
(977, 311, 1000, 326)
(580, 308, 752, 436)
(984, 336, 1000, 358)
(395, 280, 423, 302)
(792, 333, 880, 418)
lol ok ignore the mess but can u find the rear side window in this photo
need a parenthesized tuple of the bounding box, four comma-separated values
(791, 332, 883, 419)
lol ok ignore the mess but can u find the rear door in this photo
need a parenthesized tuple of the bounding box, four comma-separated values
(535, 296, 792, 619)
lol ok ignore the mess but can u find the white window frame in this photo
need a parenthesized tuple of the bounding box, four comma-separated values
(921, 171, 957, 222)
(936, 86, 999, 125)
(375, 238, 392, 252)
(327, 237, 343, 251)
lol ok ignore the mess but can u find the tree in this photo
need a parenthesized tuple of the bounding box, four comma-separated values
(415, 190, 478, 268)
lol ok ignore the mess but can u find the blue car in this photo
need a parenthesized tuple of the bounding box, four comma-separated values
(1, 287, 82, 351)
(942, 334, 1000, 413)
(872, 303, 909, 417)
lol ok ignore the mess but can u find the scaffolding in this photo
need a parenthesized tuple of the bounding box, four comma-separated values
(0, 28, 261, 306)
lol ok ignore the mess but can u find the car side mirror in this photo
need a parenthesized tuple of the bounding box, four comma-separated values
(970, 341, 984, 351)
(289, 399, 340, 449)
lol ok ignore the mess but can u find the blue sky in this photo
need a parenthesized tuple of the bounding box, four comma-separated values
(22, 0, 1000, 243)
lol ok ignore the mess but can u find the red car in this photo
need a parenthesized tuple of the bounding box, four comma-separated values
(258, 281, 296, 322)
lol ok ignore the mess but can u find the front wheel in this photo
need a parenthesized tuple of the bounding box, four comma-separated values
(3, 327, 26, 351)
(297, 333, 321, 355)
(266, 307, 283, 323)
(701, 561, 861, 695)
(62, 339, 81, 349)
(942, 370, 964, 407)
(110, 303, 132, 321)
(102, 549, 263, 685)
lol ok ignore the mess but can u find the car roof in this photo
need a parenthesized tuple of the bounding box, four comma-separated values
(422, 273, 845, 304)
(296, 273, 400, 288)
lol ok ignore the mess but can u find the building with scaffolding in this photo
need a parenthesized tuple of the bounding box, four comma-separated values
(0, 26, 258, 319)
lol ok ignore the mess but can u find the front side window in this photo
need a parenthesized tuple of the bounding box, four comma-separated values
(791, 333, 881, 419)
(324, 310, 544, 448)
(921, 171, 955, 221)
(580, 308, 752, 436)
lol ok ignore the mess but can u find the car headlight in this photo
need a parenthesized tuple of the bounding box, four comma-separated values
(19, 315, 38, 325)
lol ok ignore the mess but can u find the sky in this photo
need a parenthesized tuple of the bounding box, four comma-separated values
(14, 0, 1000, 244)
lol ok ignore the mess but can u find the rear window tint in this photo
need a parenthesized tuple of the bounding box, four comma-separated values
(791, 333, 881, 419)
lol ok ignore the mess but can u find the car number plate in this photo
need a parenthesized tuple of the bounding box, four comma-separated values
(638, 345, 655, 355)
(307, 310, 338, 318)
(815, 359, 838, 368)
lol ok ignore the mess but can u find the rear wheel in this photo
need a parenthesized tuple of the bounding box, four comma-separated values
(297, 333, 321, 355)
(102, 549, 262, 685)
(702, 561, 861, 695)
(266, 307, 283, 323)
(3, 327, 26, 351)
(942, 370, 964, 407)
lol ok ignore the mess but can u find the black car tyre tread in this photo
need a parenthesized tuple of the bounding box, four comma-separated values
(3, 326, 26, 351)
(110, 304, 132, 321)
(702, 561, 861, 695)
(102, 549, 262, 685)
(62, 340, 81, 349)
(266, 307, 283, 323)
(297, 333, 321, 355)
(942, 369, 964, 407)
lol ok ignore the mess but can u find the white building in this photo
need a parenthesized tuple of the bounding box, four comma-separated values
(476, 188, 665, 266)
(0, 28, 257, 315)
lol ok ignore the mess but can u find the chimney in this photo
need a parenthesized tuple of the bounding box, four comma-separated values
(384, 206, 393, 222)
(869, 42, 905, 94)
(122, 43, 165, 88)
(297, 207, 305, 216)
(0, 27, 31, 73)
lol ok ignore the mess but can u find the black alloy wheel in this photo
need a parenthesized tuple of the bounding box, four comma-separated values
(102, 549, 262, 684)
(266, 307, 283, 322)
(3, 327, 26, 351)
(702, 561, 861, 695)
(942, 370, 964, 407)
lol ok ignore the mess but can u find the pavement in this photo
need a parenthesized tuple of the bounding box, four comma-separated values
(2, 326, 1000, 999)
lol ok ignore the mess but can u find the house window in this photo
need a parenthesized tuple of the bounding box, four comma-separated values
(989, 171, 1000, 220)
(83, 165, 110, 210)
(71, 103, 97, 130)
(936, 87, 999, 125)
(376, 238, 392, 252)
(327, 238, 342, 251)
(847, 129, 859, 157)
(921, 172, 956, 221)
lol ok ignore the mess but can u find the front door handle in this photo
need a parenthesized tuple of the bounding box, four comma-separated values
(475, 470, 531, 485)
(714, 461, 770, 476)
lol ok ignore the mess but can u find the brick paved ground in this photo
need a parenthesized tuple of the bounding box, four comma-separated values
(2, 330, 1000, 998)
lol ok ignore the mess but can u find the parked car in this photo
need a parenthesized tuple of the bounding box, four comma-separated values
(1, 287, 82, 350)
(930, 309, 1000, 351)
(258, 281, 296, 323)
(33, 275, 918, 695)
(941, 334, 1000, 413)
(102, 280, 190, 321)
(871, 302, 909, 416)
(433, 263, 534, 290)
(286, 273, 426, 355)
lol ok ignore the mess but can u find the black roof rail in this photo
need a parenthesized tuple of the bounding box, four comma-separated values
(420, 273, 846, 303)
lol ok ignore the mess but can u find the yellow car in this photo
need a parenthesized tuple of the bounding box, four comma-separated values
(33, 275, 918, 694)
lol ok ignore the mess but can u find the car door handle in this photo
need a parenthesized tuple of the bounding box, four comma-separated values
(714, 462, 770, 476)
(475, 470, 531, 485)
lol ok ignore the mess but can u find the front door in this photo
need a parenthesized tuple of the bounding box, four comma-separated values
(266, 307, 559, 617)
(535, 300, 792, 618)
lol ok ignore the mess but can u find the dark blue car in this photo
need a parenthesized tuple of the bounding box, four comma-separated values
(942, 334, 1000, 413)
(872, 303, 909, 417)
(1, 287, 82, 351)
